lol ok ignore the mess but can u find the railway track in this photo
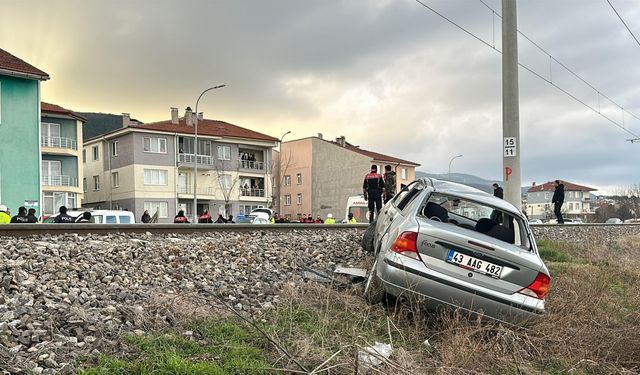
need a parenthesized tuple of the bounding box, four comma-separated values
(0, 223, 638, 237)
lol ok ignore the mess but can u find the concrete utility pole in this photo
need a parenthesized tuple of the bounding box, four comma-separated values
(502, 0, 522, 209)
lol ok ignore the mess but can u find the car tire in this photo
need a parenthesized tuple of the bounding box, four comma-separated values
(364, 260, 385, 304)
(361, 221, 376, 253)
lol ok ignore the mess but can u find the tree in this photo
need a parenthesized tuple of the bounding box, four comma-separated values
(212, 160, 240, 217)
(271, 149, 293, 214)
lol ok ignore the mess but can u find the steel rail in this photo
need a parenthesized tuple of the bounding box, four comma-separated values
(0, 224, 369, 237)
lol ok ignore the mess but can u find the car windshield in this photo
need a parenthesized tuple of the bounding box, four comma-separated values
(423, 193, 532, 251)
(235, 216, 255, 223)
(347, 206, 369, 223)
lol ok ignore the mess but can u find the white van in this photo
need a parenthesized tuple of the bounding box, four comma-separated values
(345, 195, 370, 223)
(44, 210, 136, 224)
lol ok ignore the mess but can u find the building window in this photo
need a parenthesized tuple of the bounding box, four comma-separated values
(297, 193, 302, 205)
(296, 173, 302, 185)
(284, 175, 291, 186)
(143, 137, 167, 153)
(144, 201, 169, 218)
(217, 145, 231, 160)
(568, 203, 573, 210)
(111, 141, 119, 157)
(284, 195, 292, 206)
(401, 168, 407, 180)
(83, 178, 87, 193)
(143, 169, 168, 185)
(576, 203, 581, 211)
(218, 174, 232, 189)
(239, 204, 265, 215)
(43, 192, 76, 215)
(111, 172, 119, 188)
(82, 149, 86, 163)
(545, 192, 550, 200)
(93, 175, 100, 191)
(92, 146, 99, 161)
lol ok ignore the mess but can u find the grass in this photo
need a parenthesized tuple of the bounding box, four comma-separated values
(79, 235, 640, 374)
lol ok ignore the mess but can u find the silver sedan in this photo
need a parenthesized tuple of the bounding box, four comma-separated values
(363, 178, 550, 323)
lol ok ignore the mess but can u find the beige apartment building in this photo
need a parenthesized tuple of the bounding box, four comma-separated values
(276, 135, 420, 221)
(83, 108, 278, 222)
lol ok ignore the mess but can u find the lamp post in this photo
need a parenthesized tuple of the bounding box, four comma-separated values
(275, 131, 291, 214)
(448, 154, 463, 181)
(193, 84, 226, 223)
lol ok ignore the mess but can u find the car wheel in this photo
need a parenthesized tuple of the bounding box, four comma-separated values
(364, 260, 385, 304)
(361, 221, 376, 253)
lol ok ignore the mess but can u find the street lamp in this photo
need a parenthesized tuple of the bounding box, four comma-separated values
(448, 154, 463, 181)
(276, 131, 291, 214)
(193, 84, 226, 223)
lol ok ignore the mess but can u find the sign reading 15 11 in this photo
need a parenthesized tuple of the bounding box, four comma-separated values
(503, 137, 517, 157)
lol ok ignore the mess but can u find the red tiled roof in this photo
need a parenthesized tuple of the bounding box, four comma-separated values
(130, 119, 278, 142)
(335, 141, 420, 166)
(527, 181, 596, 193)
(0, 48, 49, 80)
(41, 102, 86, 122)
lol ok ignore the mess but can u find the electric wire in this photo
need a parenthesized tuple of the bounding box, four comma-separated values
(413, 0, 640, 140)
(605, 0, 640, 49)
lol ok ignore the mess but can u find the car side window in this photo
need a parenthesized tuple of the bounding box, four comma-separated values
(119, 216, 131, 224)
(392, 181, 419, 208)
(106, 216, 117, 224)
(396, 186, 424, 211)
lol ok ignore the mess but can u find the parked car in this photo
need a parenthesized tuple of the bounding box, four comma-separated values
(363, 178, 550, 323)
(250, 208, 273, 218)
(605, 217, 623, 224)
(528, 219, 543, 225)
(43, 210, 136, 224)
(548, 218, 579, 224)
(234, 215, 269, 224)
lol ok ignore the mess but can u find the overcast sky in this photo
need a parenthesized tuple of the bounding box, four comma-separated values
(2, 0, 639, 192)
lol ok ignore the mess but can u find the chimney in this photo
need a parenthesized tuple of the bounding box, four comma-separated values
(122, 113, 131, 128)
(185, 106, 193, 126)
(532, 182, 536, 187)
(337, 136, 346, 147)
(171, 107, 179, 124)
(317, 133, 323, 139)
(197, 112, 203, 121)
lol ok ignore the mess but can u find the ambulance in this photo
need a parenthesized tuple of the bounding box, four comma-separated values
(345, 195, 370, 223)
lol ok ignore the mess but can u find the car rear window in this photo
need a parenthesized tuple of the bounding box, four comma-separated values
(421, 193, 531, 250)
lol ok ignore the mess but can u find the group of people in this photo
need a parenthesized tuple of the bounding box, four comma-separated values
(240, 152, 259, 168)
(0, 205, 39, 224)
(169, 209, 236, 224)
(362, 165, 397, 223)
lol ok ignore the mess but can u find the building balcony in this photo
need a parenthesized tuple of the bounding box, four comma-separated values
(42, 175, 78, 187)
(178, 153, 213, 166)
(41, 136, 77, 151)
(239, 159, 265, 171)
(240, 187, 265, 197)
(177, 185, 216, 196)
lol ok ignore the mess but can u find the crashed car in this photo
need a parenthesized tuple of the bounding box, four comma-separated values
(363, 178, 550, 323)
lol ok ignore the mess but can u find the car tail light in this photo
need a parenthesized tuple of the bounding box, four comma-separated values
(391, 231, 421, 260)
(518, 272, 551, 299)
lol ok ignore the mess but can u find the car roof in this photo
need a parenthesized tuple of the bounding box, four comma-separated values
(422, 178, 524, 217)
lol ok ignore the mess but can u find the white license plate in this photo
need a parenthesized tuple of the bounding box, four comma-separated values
(447, 250, 502, 278)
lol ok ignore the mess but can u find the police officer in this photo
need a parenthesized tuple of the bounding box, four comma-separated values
(0, 205, 11, 224)
(54, 206, 75, 223)
(27, 208, 39, 223)
(10, 207, 30, 223)
(363, 165, 385, 223)
(383, 165, 396, 203)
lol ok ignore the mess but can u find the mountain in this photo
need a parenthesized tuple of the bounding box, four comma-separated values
(415, 171, 529, 195)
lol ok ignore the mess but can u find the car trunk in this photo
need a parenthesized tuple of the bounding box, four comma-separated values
(416, 217, 543, 295)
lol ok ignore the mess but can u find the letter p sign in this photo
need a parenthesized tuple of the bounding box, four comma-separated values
(505, 167, 512, 181)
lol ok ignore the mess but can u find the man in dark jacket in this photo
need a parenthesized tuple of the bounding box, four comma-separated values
(27, 208, 38, 223)
(141, 210, 151, 223)
(492, 183, 504, 199)
(363, 165, 385, 223)
(10, 207, 30, 223)
(54, 206, 75, 223)
(552, 180, 565, 224)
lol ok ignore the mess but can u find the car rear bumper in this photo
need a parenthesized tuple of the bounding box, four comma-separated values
(378, 253, 545, 323)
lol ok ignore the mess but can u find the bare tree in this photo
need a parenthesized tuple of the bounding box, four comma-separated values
(271, 149, 293, 214)
(212, 160, 240, 217)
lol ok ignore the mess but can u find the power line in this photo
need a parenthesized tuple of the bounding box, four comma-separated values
(412, 0, 640, 140)
(605, 0, 640, 49)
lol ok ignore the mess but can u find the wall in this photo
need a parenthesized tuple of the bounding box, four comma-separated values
(312, 138, 371, 221)
(131, 132, 176, 167)
(278, 138, 313, 219)
(0, 75, 40, 215)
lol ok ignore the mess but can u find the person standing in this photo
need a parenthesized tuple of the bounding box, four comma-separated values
(77, 211, 92, 223)
(324, 213, 336, 224)
(10, 207, 30, 223)
(27, 208, 38, 223)
(141, 210, 151, 223)
(198, 209, 213, 223)
(492, 183, 504, 199)
(0, 205, 10, 224)
(363, 165, 385, 223)
(54, 206, 75, 223)
(347, 212, 357, 224)
(552, 180, 565, 224)
(383, 165, 396, 203)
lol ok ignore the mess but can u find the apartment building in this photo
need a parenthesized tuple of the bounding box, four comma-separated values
(0, 48, 49, 215)
(40, 102, 86, 215)
(276, 135, 420, 221)
(82, 108, 278, 223)
(525, 180, 596, 220)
